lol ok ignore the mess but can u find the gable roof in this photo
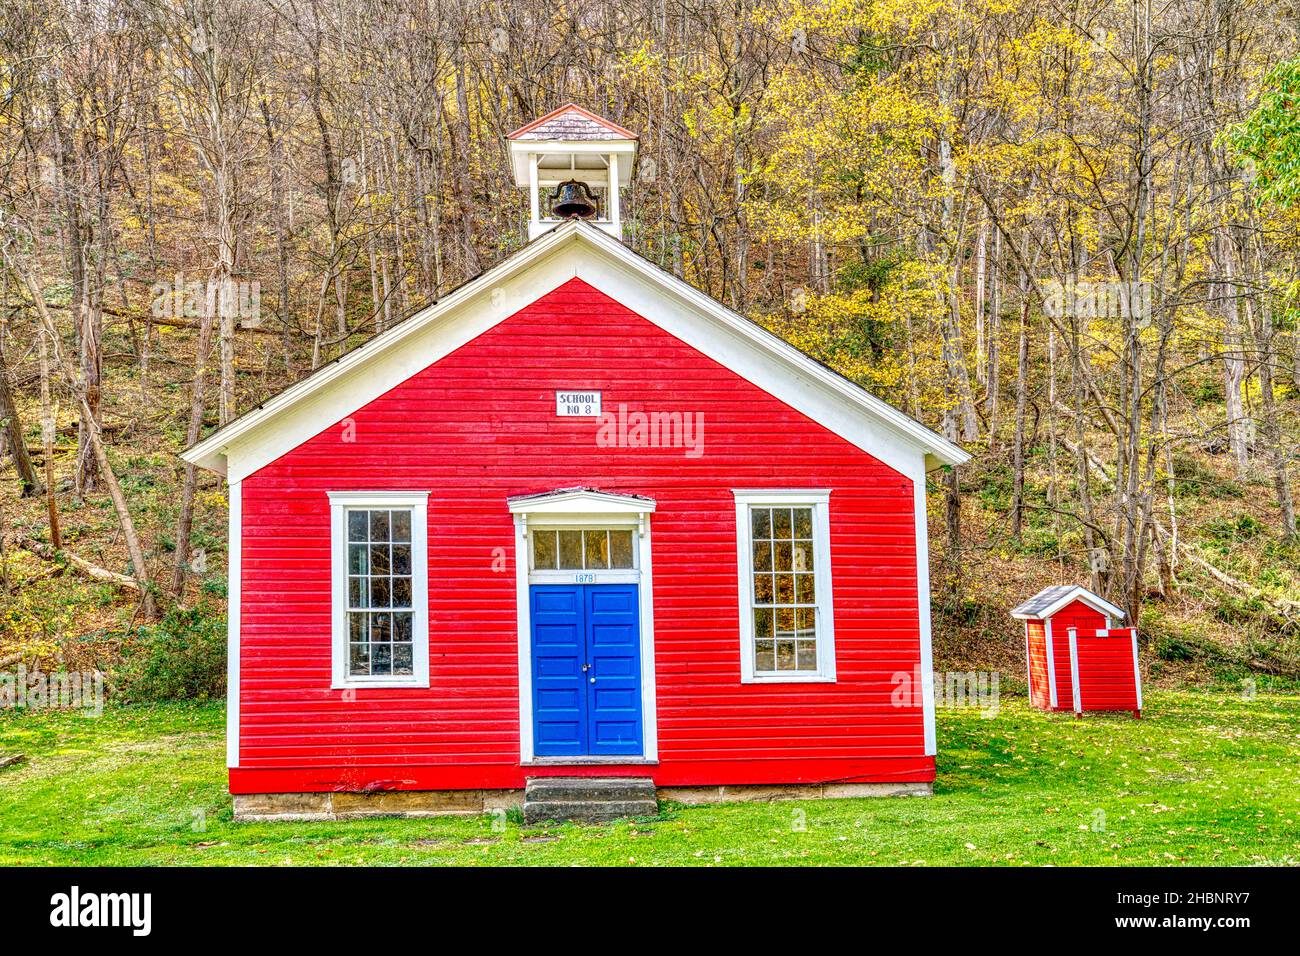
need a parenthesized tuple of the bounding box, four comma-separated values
(1010, 585, 1126, 622)
(506, 104, 637, 142)
(182, 220, 969, 483)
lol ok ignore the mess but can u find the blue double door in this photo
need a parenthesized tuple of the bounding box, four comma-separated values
(530, 584, 643, 757)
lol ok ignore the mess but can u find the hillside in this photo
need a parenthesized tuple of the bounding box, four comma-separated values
(2, 0, 1300, 702)
(2, 309, 1298, 698)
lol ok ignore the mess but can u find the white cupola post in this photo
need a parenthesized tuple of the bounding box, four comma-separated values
(507, 104, 638, 242)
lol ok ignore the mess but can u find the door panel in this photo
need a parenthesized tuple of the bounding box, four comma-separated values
(584, 584, 643, 756)
(530, 585, 586, 756)
(530, 583, 643, 758)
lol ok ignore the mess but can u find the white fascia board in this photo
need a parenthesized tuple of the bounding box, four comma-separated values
(573, 258, 950, 479)
(187, 221, 966, 483)
(571, 228, 967, 472)
(510, 141, 637, 184)
(187, 227, 586, 483)
(1010, 587, 1127, 623)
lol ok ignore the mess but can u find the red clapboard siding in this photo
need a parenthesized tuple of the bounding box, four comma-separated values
(1044, 599, 1106, 712)
(1026, 620, 1051, 709)
(1073, 628, 1140, 711)
(234, 277, 933, 792)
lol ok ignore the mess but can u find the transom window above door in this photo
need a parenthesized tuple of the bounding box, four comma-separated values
(532, 528, 636, 571)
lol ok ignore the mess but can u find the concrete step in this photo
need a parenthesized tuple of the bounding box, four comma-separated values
(524, 798, 659, 825)
(523, 776, 658, 824)
(525, 776, 656, 803)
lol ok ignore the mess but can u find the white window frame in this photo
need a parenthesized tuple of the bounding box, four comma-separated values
(329, 491, 430, 689)
(733, 489, 836, 683)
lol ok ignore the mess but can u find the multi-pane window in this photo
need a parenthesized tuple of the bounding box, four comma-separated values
(532, 528, 635, 571)
(346, 508, 414, 678)
(330, 492, 428, 689)
(749, 506, 817, 672)
(734, 492, 836, 682)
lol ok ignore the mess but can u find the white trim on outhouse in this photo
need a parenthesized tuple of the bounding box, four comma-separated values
(1010, 584, 1126, 623)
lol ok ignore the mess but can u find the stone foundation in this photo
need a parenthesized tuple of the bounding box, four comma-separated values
(234, 780, 930, 821)
(658, 781, 932, 804)
(233, 789, 524, 822)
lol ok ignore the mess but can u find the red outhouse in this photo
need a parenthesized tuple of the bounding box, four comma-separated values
(181, 107, 970, 818)
(1011, 585, 1141, 717)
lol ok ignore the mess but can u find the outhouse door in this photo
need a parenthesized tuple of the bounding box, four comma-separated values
(530, 583, 643, 757)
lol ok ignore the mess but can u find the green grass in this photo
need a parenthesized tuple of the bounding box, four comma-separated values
(1, 691, 1298, 866)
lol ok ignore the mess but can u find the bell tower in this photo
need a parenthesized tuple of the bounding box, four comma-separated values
(507, 104, 638, 242)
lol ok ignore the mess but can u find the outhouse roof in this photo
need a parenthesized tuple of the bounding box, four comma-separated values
(1011, 585, 1126, 621)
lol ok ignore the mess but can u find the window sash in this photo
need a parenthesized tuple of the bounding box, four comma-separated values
(734, 492, 835, 683)
(329, 492, 429, 689)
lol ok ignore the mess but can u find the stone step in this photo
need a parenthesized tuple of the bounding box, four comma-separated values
(523, 798, 659, 825)
(523, 776, 658, 824)
(525, 776, 656, 803)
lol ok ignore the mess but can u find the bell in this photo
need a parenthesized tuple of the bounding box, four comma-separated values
(551, 179, 598, 220)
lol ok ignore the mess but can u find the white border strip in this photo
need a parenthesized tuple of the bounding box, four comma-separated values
(513, 501, 659, 763)
(1130, 629, 1143, 711)
(1023, 627, 1033, 703)
(910, 464, 937, 755)
(1067, 627, 1082, 714)
(227, 480, 241, 768)
(1044, 618, 1059, 709)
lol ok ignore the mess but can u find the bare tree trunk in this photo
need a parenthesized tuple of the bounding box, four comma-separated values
(37, 328, 61, 549)
(1010, 294, 1030, 541)
(0, 329, 40, 496)
(973, 221, 987, 386)
(3, 242, 153, 616)
(172, 294, 217, 597)
(986, 228, 1002, 446)
(1219, 235, 1250, 477)
(1242, 235, 1296, 537)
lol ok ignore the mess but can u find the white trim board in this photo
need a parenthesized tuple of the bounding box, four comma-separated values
(1067, 627, 1083, 714)
(513, 500, 659, 763)
(182, 221, 968, 483)
(226, 480, 242, 768)
(1044, 618, 1060, 709)
(909, 459, 937, 755)
(1010, 585, 1127, 623)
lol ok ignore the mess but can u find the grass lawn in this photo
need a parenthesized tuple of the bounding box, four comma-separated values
(1, 690, 1297, 866)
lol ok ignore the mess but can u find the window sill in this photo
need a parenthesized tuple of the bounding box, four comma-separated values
(741, 674, 837, 684)
(331, 679, 430, 691)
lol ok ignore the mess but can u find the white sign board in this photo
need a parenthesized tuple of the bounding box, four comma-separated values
(555, 390, 602, 417)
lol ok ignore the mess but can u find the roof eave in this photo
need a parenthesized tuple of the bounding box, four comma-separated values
(183, 219, 966, 479)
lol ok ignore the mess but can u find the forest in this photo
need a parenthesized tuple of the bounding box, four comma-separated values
(1, 0, 1299, 693)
